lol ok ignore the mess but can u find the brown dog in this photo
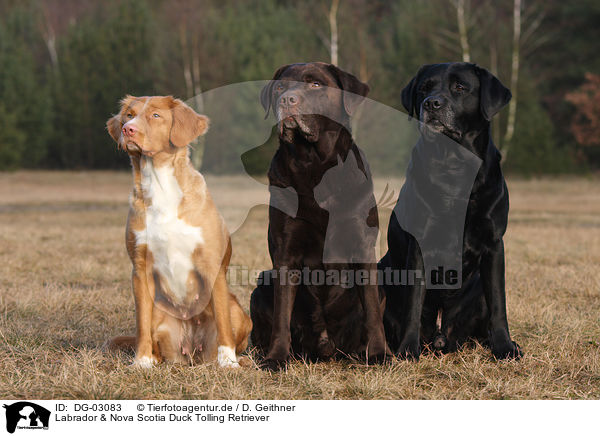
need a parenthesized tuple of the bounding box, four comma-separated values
(106, 95, 251, 368)
(249, 63, 389, 369)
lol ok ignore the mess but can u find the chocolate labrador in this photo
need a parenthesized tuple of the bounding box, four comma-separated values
(249, 62, 388, 369)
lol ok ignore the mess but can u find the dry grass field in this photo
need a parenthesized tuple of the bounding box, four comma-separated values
(0, 171, 599, 399)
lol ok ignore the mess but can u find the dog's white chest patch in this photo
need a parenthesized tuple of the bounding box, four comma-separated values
(136, 158, 204, 303)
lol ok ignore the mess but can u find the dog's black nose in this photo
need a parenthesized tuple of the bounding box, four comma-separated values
(423, 96, 445, 112)
(279, 93, 299, 108)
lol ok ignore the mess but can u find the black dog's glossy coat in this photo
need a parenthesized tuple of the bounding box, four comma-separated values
(381, 62, 522, 360)
(250, 62, 388, 369)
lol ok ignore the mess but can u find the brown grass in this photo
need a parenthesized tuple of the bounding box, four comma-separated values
(0, 171, 599, 399)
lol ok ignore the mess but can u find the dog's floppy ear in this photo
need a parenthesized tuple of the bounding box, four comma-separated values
(476, 66, 512, 121)
(260, 64, 293, 119)
(401, 66, 429, 119)
(327, 64, 370, 116)
(401, 76, 418, 119)
(106, 95, 135, 145)
(106, 114, 122, 143)
(169, 98, 209, 148)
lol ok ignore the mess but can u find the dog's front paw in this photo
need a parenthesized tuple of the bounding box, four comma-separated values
(217, 346, 240, 368)
(260, 348, 290, 371)
(489, 329, 523, 360)
(492, 340, 523, 360)
(260, 357, 288, 371)
(396, 336, 421, 361)
(132, 355, 158, 369)
(364, 333, 391, 363)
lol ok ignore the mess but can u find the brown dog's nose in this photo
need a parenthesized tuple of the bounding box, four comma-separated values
(122, 124, 137, 136)
(279, 93, 299, 108)
(423, 96, 445, 112)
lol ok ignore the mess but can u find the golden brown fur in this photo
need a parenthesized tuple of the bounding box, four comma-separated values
(106, 96, 251, 367)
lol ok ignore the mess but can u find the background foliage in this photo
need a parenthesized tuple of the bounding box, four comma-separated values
(0, 0, 598, 174)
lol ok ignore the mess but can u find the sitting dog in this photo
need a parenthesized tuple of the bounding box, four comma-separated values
(381, 63, 522, 360)
(106, 95, 251, 368)
(249, 62, 388, 370)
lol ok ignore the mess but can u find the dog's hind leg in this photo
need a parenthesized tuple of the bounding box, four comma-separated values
(229, 293, 252, 354)
(442, 276, 489, 352)
(356, 266, 389, 362)
(250, 279, 274, 355)
(305, 283, 336, 360)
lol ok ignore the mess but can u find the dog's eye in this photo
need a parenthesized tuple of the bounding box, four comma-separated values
(275, 84, 284, 92)
(152, 113, 160, 118)
(454, 83, 466, 92)
(310, 81, 322, 88)
(126, 113, 133, 119)
(419, 81, 434, 93)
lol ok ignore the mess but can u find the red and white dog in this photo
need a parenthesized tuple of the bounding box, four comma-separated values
(106, 95, 251, 368)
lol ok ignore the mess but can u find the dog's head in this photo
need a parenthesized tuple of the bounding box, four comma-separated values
(106, 96, 209, 157)
(260, 62, 369, 143)
(401, 63, 511, 143)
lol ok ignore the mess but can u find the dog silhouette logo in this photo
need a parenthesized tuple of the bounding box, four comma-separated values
(3, 402, 50, 433)
(314, 151, 378, 264)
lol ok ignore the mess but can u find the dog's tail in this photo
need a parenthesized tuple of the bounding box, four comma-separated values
(376, 183, 396, 210)
(103, 336, 136, 351)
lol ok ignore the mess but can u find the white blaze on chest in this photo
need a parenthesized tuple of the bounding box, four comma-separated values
(136, 157, 204, 303)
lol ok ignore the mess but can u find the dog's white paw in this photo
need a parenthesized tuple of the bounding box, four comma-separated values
(217, 346, 239, 368)
(132, 355, 157, 369)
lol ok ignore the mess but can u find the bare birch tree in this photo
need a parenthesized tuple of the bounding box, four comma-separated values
(448, 0, 546, 165)
(39, 2, 59, 70)
(328, 0, 340, 65)
(38, 0, 91, 70)
(500, 0, 547, 161)
(172, 0, 205, 168)
(433, 1, 471, 64)
(501, 0, 521, 163)
(455, 0, 471, 62)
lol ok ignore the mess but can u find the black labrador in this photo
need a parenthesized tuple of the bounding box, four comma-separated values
(380, 62, 523, 360)
(250, 62, 388, 370)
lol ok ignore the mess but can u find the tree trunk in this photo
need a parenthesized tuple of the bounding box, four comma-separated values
(179, 24, 193, 99)
(190, 35, 205, 170)
(490, 40, 501, 147)
(329, 0, 340, 65)
(456, 0, 470, 62)
(179, 22, 205, 169)
(501, 0, 521, 164)
(40, 2, 59, 69)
